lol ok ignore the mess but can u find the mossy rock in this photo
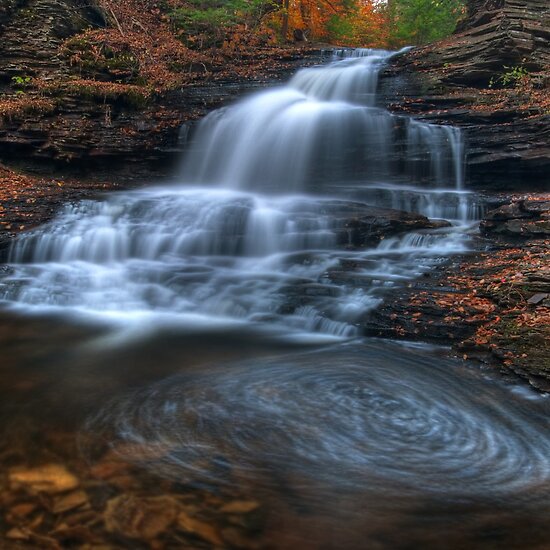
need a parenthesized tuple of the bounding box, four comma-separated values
(44, 81, 152, 109)
(63, 37, 141, 83)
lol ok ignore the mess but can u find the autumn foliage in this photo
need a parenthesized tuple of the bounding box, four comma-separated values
(272, 0, 390, 46)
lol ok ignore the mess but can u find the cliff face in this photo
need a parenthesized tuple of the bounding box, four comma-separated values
(447, 0, 549, 84)
(0, 0, 548, 188)
(0, 0, 320, 179)
(379, 0, 550, 189)
(0, 0, 105, 83)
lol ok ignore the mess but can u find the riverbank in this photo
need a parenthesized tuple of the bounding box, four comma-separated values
(0, 163, 130, 252)
(364, 194, 550, 390)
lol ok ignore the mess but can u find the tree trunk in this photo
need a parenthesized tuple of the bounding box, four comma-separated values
(281, 0, 290, 41)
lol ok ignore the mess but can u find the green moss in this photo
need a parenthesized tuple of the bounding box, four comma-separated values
(63, 36, 140, 82)
(44, 81, 152, 109)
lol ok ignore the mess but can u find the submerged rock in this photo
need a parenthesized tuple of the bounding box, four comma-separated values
(9, 464, 79, 495)
(177, 510, 224, 546)
(104, 494, 179, 540)
(334, 203, 451, 247)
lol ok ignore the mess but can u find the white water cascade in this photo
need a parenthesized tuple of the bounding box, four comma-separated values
(0, 49, 482, 338)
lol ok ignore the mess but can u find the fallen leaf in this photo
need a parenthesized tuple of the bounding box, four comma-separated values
(6, 527, 30, 540)
(9, 464, 80, 494)
(51, 490, 89, 514)
(177, 510, 223, 546)
(9, 502, 37, 518)
(220, 501, 260, 514)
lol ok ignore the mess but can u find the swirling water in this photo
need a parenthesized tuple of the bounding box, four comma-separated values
(1, 49, 548, 548)
(81, 340, 550, 548)
(87, 342, 550, 500)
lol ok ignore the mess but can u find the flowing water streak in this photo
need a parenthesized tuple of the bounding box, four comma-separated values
(1, 48, 477, 337)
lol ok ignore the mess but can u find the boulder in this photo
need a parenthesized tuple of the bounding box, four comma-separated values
(480, 198, 550, 238)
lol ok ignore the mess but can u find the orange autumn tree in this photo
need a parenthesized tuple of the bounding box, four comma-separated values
(328, 0, 389, 46)
(278, 0, 389, 46)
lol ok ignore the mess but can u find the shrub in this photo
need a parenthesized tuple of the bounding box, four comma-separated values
(169, 0, 271, 49)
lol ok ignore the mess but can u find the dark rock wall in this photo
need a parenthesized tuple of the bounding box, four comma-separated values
(0, 0, 105, 84)
(433, 0, 549, 84)
(0, 0, 319, 179)
(379, 0, 550, 190)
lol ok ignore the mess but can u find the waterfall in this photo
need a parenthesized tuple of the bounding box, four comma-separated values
(0, 49, 480, 337)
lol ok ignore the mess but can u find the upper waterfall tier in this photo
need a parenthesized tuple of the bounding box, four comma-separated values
(180, 49, 464, 195)
(289, 52, 386, 104)
(290, 47, 411, 103)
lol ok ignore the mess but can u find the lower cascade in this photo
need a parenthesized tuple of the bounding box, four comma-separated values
(1, 49, 480, 337)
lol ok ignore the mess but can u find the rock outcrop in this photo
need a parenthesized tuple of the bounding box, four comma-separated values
(379, 0, 550, 190)
(480, 198, 550, 238)
(0, 0, 105, 84)
(0, 0, 321, 179)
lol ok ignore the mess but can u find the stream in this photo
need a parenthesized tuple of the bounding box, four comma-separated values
(0, 48, 548, 549)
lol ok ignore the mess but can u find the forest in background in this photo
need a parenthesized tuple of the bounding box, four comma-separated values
(166, 0, 465, 47)
(0, 0, 467, 123)
(163, 0, 466, 50)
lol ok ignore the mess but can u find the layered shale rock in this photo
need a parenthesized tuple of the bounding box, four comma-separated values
(0, 0, 105, 84)
(480, 198, 550, 238)
(379, 0, 550, 189)
(0, 0, 319, 178)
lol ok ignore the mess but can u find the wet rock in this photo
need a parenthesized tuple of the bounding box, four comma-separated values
(361, 292, 479, 343)
(484, 202, 532, 220)
(104, 494, 179, 540)
(527, 292, 548, 304)
(496, 219, 550, 237)
(9, 464, 79, 494)
(522, 200, 550, 215)
(324, 201, 443, 247)
(480, 198, 550, 238)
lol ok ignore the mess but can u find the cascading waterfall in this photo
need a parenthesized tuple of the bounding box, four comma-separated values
(0, 48, 480, 337)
